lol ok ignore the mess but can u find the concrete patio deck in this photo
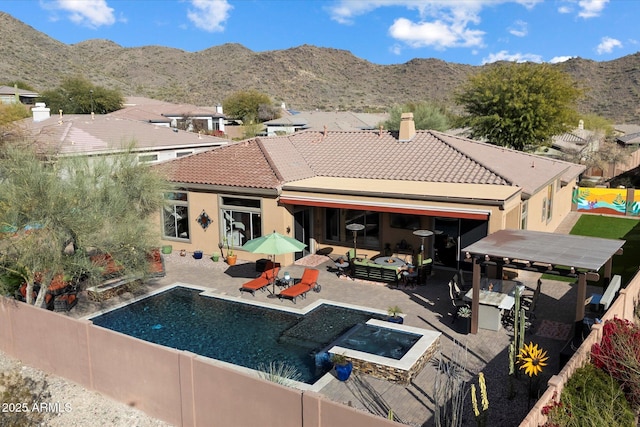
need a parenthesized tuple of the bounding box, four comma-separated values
(72, 242, 597, 427)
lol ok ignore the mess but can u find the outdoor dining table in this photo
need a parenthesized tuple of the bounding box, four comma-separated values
(373, 256, 406, 267)
(463, 278, 524, 331)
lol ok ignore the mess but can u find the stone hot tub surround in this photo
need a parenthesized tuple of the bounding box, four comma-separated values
(325, 319, 441, 384)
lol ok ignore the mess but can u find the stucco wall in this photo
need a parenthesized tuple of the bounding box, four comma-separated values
(0, 298, 400, 427)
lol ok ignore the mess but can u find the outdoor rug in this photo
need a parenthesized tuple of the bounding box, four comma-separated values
(294, 254, 331, 267)
(535, 320, 572, 341)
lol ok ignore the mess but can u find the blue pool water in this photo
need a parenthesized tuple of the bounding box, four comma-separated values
(91, 286, 387, 384)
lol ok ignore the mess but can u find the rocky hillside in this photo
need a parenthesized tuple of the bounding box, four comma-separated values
(1, 12, 639, 123)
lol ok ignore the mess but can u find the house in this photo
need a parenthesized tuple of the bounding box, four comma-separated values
(262, 109, 388, 136)
(154, 113, 584, 268)
(110, 97, 226, 135)
(22, 104, 230, 163)
(0, 85, 39, 105)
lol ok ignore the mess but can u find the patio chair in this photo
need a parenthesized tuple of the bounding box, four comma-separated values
(239, 267, 280, 296)
(448, 280, 468, 323)
(277, 268, 320, 303)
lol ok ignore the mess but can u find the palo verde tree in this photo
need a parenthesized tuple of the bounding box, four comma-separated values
(39, 76, 124, 115)
(0, 144, 168, 307)
(455, 62, 583, 151)
(223, 89, 280, 123)
(383, 101, 450, 131)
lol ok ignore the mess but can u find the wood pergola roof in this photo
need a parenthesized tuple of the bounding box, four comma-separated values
(463, 229, 625, 273)
(462, 229, 625, 334)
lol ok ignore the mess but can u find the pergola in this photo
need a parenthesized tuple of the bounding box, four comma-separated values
(462, 229, 625, 334)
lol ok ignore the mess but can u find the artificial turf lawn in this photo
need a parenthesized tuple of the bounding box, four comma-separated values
(569, 215, 640, 286)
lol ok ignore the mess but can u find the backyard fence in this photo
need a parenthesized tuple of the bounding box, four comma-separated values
(0, 298, 398, 427)
(519, 269, 640, 427)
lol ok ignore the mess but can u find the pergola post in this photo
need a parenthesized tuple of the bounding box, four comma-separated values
(575, 272, 587, 322)
(604, 258, 613, 283)
(471, 257, 481, 334)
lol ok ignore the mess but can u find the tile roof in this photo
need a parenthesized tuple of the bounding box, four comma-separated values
(24, 114, 229, 156)
(118, 96, 224, 118)
(154, 140, 281, 189)
(161, 128, 584, 197)
(264, 110, 388, 131)
(618, 132, 640, 145)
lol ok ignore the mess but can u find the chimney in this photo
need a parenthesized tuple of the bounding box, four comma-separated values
(32, 102, 50, 122)
(398, 112, 416, 141)
(216, 104, 223, 115)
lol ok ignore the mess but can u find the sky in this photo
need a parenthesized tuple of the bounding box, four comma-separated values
(1, 0, 638, 66)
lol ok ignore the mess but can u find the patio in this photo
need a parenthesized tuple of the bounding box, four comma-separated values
(70, 246, 599, 427)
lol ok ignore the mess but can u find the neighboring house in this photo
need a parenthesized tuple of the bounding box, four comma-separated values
(610, 124, 640, 181)
(263, 109, 388, 136)
(154, 113, 584, 268)
(22, 104, 230, 163)
(110, 97, 226, 134)
(0, 85, 39, 105)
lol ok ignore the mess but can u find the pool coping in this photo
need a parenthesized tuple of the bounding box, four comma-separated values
(83, 282, 438, 392)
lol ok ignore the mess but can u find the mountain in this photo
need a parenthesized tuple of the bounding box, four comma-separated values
(1, 12, 639, 123)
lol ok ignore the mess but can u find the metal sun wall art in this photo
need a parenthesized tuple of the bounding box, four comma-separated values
(197, 210, 212, 230)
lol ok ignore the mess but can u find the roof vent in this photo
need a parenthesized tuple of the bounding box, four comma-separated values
(398, 112, 416, 142)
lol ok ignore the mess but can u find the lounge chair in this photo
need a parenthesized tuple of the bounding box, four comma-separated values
(277, 268, 320, 303)
(239, 267, 280, 296)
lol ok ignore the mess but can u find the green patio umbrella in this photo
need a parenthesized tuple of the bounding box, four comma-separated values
(241, 231, 307, 295)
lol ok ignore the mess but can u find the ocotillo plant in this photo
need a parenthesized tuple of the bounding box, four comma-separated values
(508, 287, 527, 397)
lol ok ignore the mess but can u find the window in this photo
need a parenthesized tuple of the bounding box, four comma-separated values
(324, 208, 380, 248)
(163, 192, 189, 240)
(389, 213, 421, 230)
(220, 196, 262, 248)
(542, 184, 554, 223)
(521, 201, 528, 230)
(138, 153, 158, 163)
(176, 151, 193, 158)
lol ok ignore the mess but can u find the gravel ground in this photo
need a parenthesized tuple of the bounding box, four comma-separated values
(0, 350, 173, 427)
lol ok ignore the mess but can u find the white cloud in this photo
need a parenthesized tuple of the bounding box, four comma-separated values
(389, 17, 484, 50)
(596, 36, 622, 54)
(481, 50, 543, 64)
(549, 56, 575, 63)
(52, 0, 115, 28)
(389, 44, 403, 55)
(578, 0, 608, 18)
(558, 5, 572, 14)
(187, 0, 232, 32)
(328, 1, 547, 51)
(508, 20, 528, 37)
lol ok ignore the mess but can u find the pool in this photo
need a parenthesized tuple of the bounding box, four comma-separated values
(90, 286, 389, 384)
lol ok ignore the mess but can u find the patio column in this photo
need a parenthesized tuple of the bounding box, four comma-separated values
(604, 257, 612, 282)
(470, 258, 481, 334)
(575, 272, 587, 322)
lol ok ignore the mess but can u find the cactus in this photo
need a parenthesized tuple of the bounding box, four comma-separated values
(509, 287, 526, 382)
(471, 373, 489, 427)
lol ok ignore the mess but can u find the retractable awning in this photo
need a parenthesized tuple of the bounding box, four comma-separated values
(280, 177, 522, 220)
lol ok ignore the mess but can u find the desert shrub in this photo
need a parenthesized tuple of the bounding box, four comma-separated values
(542, 363, 635, 426)
(591, 317, 640, 410)
(0, 369, 51, 427)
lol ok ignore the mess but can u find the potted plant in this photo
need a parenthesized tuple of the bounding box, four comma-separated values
(331, 353, 353, 381)
(457, 305, 472, 334)
(211, 253, 220, 262)
(387, 305, 404, 324)
(224, 236, 237, 265)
